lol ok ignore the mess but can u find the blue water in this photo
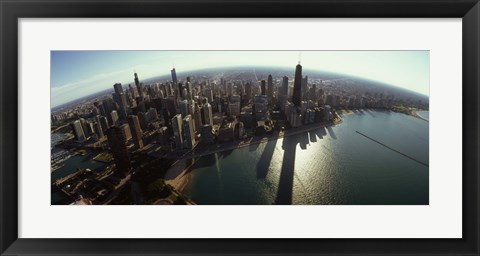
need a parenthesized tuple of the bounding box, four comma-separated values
(180, 109, 429, 205)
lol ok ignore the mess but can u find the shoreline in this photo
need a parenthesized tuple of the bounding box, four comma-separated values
(164, 118, 342, 192)
(412, 110, 429, 122)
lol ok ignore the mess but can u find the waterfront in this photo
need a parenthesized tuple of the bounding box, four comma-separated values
(417, 111, 429, 121)
(51, 152, 106, 184)
(173, 110, 428, 205)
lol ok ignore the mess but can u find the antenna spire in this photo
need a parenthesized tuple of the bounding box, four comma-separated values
(298, 52, 302, 64)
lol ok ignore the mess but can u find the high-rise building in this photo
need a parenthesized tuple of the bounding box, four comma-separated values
(111, 110, 119, 126)
(134, 72, 143, 99)
(113, 83, 123, 95)
(183, 114, 196, 149)
(172, 114, 184, 150)
(179, 100, 190, 117)
(113, 83, 128, 120)
(324, 105, 332, 121)
(101, 98, 116, 125)
(137, 112, 148, 130)
(95, 115, 104, 139)
(171, 68, 178, 87)
(203, 102, 213, 126)
(267, 74, 274, 102)
(200, 124, 215, 145)
(290, 107, 302, 127)
(228, 95, 241, 117)
(193, 103, 202, 133)
(301, 76, 308, 101)
(166, 95, 177, 119)
(98, 115, 109, 131)
(292, 63, 303, 106)
(79, 118, 90, 138)
(106, 126, 131, 177)
(245, 82, 252, 103)
(128, 84, 136, 98)
(309, 84, 317, 101)
(186, 81, 193, 100)
(227, 83, 233, 97)
(120, 123, 132, 142)
(72, 120, 86, 142)
(203, 88, 213, 103)
(127, 115, 144, 149)
(281, 76, 289, 111)
(254, 95, 268, 121)
(261, 80, 266, 95)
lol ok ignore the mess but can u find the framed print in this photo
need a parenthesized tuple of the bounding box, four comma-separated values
(1, 0, 479, 255)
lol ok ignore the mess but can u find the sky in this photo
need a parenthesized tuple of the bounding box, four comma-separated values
(51, 51, 429, 108)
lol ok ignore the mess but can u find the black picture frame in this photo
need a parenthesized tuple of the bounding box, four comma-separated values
(1, 0, 479, 255)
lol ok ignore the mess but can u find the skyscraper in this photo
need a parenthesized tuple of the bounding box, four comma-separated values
(183, 114, 196, 149)
(134, 72, 143, 100)
(227, 83, 233, 97)
(292, 63, 303, 106)
(179, 100, 189, 117)
(171, 68, 178, 86)
(193, 103, 202, 133)
(282, 76, 289, 98)
(106, 126, 131, 177)
(113, 83, 128, 120)
(127, 115, 144, 149)
(98, 115, 109, 132)
(267, 74, 274, 102)
(301, 76, 308, 101)
(111, 110, 119, 126)
(281, 76, 289, 111)
(172, 114, 184, 150)
(113, 83, 123, 96)
(72, 120, 86, 142)
(95, 115, 104, 139)
(101, 98, 116, 125)
(245, 82, 252, 103)
(260, 80, 266, 96)
(203, 102, 213, 126)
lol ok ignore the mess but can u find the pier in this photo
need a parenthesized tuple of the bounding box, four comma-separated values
(356, 131, 429, 167)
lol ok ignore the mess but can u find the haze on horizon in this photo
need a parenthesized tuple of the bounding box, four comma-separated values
(51, 50, 429, 108)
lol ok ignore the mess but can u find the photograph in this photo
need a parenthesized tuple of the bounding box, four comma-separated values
(50, 50, 429, 205)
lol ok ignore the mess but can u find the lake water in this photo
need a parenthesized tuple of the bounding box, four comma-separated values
(180, 109, 429, 205)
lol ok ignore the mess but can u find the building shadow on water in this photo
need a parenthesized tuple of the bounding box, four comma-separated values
(274, 132, 308, 205)
(353, 108, 365, 115)
(309, 130, 317, 143)
(364, 108, 377, 118)
(256, 136, 279, 179)
(185, 154, 217, 174)
(314, 126, 327, 139)
(326, 126, 337, 139)
(249, 140, 260, 152)
(218, 148, 234, 159)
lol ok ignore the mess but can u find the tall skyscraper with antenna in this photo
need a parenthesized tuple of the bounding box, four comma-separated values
(171, 68, 178, 86)
(134, 72, 143, 99)
(292, 61, 303, 107)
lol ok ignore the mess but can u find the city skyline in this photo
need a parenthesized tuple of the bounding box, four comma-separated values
(51, 52, 429, 205)
(51, 51, 429, 108)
